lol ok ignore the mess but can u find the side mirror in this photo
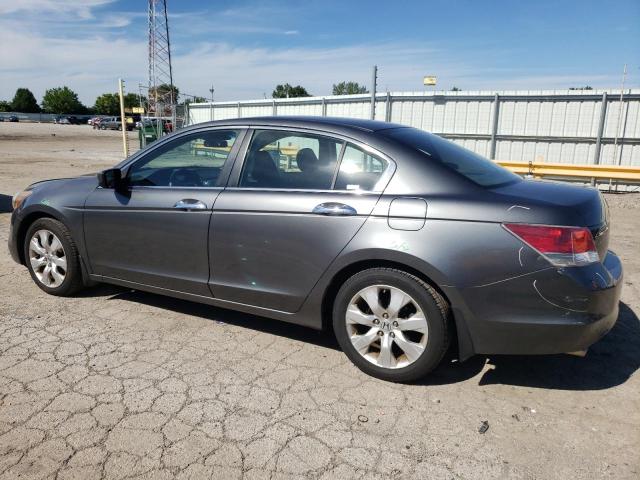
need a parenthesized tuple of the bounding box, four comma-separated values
(97, 168, 124, 190)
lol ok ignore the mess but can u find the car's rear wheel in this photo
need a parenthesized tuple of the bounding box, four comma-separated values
(24, 218, 84, 296)
(333, 268, 450, 382)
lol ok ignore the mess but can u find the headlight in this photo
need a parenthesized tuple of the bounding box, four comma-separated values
(12, 189, 32, 210)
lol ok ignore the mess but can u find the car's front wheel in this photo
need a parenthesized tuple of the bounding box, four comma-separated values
(24, 218, 84, 296)
(333, 268, 450, 382)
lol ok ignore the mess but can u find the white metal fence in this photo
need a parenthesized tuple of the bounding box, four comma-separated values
(185, 89, 640, 166)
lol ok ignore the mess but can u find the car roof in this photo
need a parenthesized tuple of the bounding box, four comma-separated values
(187, 116, 407, 136)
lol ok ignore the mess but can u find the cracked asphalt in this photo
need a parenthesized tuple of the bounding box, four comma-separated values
(1, 123, 639, 479)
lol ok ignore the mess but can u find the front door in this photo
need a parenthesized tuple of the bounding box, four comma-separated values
(84, 128, 243, 296)
(210, 129, 392, 312)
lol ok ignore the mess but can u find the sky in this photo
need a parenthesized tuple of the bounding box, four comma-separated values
(0, 0, 639, 106)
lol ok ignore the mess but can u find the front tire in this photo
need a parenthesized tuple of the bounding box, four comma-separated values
(333, 268, 450, 382)
(24, 218, 84, 296)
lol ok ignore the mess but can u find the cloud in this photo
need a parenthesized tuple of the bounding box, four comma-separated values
(0, 2, 628, 106)
(0, 0, 115, 19)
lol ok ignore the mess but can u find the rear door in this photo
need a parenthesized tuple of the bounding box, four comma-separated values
(210, 128, 394, 312)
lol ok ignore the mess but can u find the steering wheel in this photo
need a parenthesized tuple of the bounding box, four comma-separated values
(168, 168, 202, 187)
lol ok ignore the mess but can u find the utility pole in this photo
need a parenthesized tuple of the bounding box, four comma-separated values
(118, 78, 129, 157)
(613, 64, 628, 165)
(370, 65, 377, 120)
(209, 85, 215, 122)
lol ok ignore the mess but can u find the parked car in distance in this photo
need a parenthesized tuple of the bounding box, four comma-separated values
(99, 116, 133, 131)
(8, 116, 623, 382)
(7, 115, 19, 122)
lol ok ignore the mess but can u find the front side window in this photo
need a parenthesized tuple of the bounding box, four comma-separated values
(127, 130, 238, 187)
(240, 130, 343, 189)
(334, 144, 388, 191)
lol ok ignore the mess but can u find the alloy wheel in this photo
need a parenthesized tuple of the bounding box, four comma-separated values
(28, 229, 67, 288)
(346, 284, 428, 369)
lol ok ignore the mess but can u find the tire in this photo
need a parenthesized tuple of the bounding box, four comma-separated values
(332, 268, 450, 382)
(117, 125, 122, 131)
(24, 218, 84, 296)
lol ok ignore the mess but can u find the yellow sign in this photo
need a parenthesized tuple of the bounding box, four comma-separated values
(132, 107, 145, 113)
(423, 76, 437, 86)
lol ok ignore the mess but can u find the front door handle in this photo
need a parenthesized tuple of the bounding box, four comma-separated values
(312, 202, 357, 216)
(174, 199, 208, 211)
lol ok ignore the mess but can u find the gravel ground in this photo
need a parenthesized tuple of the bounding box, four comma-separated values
(0, 122, 639, 480)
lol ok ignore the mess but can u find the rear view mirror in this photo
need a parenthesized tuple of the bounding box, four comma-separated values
(97, 168, 124, 190)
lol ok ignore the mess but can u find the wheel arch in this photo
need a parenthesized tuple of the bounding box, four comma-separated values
(16, 209, 62, 265)
(320, 257, 474, 361)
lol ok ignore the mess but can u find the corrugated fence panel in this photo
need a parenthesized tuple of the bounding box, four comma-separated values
(186, 89, 640, 166)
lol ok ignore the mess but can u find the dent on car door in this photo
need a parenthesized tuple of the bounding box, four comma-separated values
(210, 128, 393, 312)
(83, 128, 244, 296)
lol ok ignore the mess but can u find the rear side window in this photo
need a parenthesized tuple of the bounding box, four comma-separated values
(383, 127, 520, 188)
(240, 130, 342, 190)
(335, 144, 388, 191)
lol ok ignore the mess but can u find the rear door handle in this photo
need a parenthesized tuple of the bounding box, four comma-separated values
(173, 199, 208, 211)
(312, 202, 357, 216)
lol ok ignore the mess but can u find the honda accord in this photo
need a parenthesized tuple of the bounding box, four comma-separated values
(8, 117, 623, 382)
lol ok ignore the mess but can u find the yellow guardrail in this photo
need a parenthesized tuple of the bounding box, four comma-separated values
(497, 161, 640, 182)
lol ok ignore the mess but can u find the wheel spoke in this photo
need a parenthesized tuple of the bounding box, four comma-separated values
(346, 305, 376, 327)
(360, 287, 384, 317)
(397, 314, 428, 334)
(51, 268, 65, 286)
(30, 237, 46, 255)
(350, 327, 378, 354)
(393, 331, 425, 362)
(38, 231, 50, 251)
(49, 236, 63, 254)
(378, 333, 394, 368)
(387, 287, 409, 318)
(41, 265, 52, 286)
(51, 255, 67, 270)
(30, 256, 46, 270)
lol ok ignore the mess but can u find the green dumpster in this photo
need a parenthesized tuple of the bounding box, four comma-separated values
(138, 120, 163, 148)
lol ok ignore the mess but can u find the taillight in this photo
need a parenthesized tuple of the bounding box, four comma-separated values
(504, 223, 599, 267)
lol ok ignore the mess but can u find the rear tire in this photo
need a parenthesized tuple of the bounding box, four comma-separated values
(24, 218, 84, 297)
(333, 268, 450, 382)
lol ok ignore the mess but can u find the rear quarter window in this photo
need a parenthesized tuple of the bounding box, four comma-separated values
(383, 127, 520, 188)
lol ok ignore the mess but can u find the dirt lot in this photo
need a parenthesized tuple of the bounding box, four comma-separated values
(0, 122, 639, 479)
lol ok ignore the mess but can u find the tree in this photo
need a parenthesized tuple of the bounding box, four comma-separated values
(124, 93, 144, 109)
(11, 88, 40, 112)
(332, 81, 368, 95)
(148, 83, 179, 103)
(182, 96, 207, 105)
(450, 86, 462, 92)
(94, 92, 146, 115)
(93, 93, 120, 115)
(0, 100, 11, 112)
(272, 84, 311, 98)
(42, 86, 86, 114)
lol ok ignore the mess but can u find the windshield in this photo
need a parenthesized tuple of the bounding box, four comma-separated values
(383, 127, 521, 188)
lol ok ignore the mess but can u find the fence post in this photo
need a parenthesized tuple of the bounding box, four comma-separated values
(385, 91, 392, 122)
(370, 65, 377, 120)
(322, 97, 327, 116)
(489, 93, 500, 160)
(272, 100, 277, 116)
(593, 91, 608, 165)
(237, 102, 242, 118)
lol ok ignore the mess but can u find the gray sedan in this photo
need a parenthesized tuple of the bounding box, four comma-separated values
(8, 117, 623, 382)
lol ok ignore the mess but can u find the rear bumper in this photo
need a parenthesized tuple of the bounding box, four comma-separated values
(448, 251, 623, 357)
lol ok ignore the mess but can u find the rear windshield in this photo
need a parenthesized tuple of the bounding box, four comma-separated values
(383, 127, 520, 188)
